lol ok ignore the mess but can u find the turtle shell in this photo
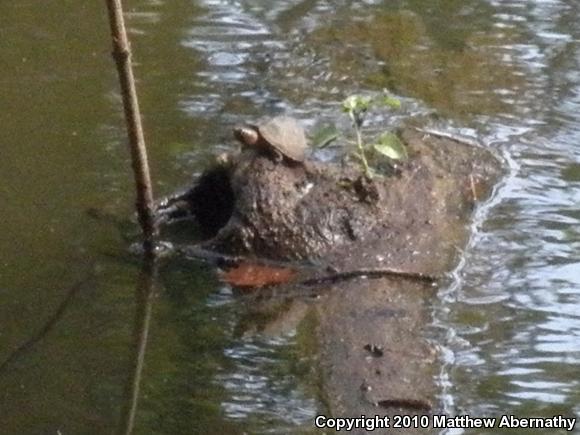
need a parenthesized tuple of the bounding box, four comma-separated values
(257, 116, 307, 162)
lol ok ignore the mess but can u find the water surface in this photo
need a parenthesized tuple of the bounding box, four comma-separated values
(1, 0, 579, 433)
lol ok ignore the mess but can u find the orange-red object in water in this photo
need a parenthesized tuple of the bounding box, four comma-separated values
(221, 262, 297, 289)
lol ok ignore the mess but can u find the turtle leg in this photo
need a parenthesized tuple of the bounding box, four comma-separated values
(154, 186, 197, 225)
(271, 149, 284, 164)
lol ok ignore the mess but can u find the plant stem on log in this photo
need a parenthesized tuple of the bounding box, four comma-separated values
(105, 0, 158, 252)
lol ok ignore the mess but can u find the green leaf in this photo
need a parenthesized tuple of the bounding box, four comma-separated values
(377, 95, 401, 109)
(372, 132, 408, 160)
(342, 95, 372, 113)
(311, 124, 340, 149)
(341, 96, 356, 113)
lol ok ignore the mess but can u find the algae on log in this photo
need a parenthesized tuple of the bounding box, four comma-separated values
(158, 127, 503, 431)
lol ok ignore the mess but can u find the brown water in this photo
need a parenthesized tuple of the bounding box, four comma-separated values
(1, 0, 579, 433)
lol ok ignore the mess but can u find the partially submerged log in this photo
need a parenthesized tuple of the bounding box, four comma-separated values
(159, 127, 500, 272)
(157, 126, 503, 431)
(310, 126, 502, 432)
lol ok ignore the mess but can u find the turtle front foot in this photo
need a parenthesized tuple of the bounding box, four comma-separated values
(154, 188, 196, 226)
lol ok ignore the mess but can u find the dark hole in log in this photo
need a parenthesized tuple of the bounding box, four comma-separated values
(186, 165, 234, 238)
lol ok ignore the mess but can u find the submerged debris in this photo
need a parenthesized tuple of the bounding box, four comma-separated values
(220, 262, 297, 289)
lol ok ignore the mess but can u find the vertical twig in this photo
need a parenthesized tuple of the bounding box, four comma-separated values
(105, 4, 159, 431)
(105, 0, 158, 251)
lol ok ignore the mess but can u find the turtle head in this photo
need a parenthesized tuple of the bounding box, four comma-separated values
(233, 125, 260, 147)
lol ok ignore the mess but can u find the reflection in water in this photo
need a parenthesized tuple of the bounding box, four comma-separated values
(218, 336, 317, 425)
(209, 290, 319, 431)
(2, 0, 580, 433)
(118, 257, 158, 435)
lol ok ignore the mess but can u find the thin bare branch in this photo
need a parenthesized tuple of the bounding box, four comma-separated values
(105, 0, 158, 251)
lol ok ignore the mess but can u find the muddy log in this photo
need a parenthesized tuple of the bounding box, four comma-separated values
(158, 127, 503, 432)
(162, 127, 500, 270)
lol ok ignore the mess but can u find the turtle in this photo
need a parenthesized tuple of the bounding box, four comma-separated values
(233, 116, 307, 163)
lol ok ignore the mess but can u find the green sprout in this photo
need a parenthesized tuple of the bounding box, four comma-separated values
(341, 93, 406, 178)
(342, 95, 373, 177)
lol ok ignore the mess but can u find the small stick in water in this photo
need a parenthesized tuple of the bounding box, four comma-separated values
(104, 0, 158, 253)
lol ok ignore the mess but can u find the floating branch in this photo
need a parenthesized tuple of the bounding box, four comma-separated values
(297, 267, 439, 286)
(176, 244, 439, 290)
